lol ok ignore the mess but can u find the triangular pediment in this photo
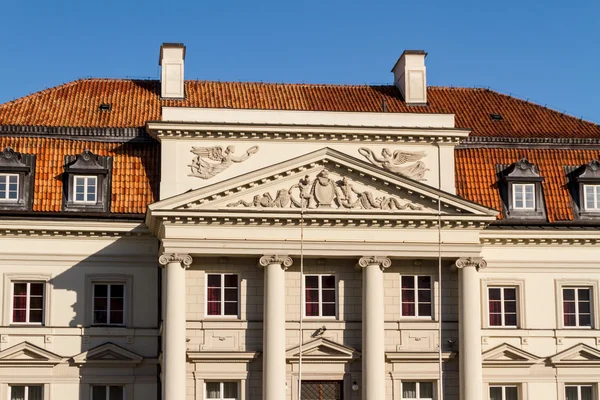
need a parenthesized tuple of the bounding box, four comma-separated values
(549, 343, 600, 367)
(286, 338, 360, 363)
(148, 148, 497, 226)
(72, 342, 143, 366)
(482, 343, 539, 367)
(0, 342, 62, 365)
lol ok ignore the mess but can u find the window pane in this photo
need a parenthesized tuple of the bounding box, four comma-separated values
(94, 311, 108, 324)
(402, 303, 415, 317)
(305, 289, 319, 302)
(28, 386, 43, 400)
(565, 386, 578, 400)
(402, 276, 415, 289)
(489, 288, 501, 301)
(110, 311, 124, 324)
(305, 303, 319, 317)
(578, 288, 590, 301)
(12, 310, 26, 323)
(224, 302, 238, 316)
(10, 386, 25, 400)
(29, 283, 44, 296)
(206, 382, 220, 398)
(418, 304, 431, 317)
(581, 386, 593, 400)
(505, 386, 519, 400)
(224, 274, 238, 288)
(29, 310, 43, 323)
(207, 301, 221, 316)
(579, 301, 591, 313)
(579, 314, 592, 327)
(564, 314, 577, 327)
(563, 301, 576, 314)
(305, 276, 318, 289)
(419, 382, 433, 397)
(504, 300, 517, 313)
(207, 274, 221, 288)
(207, 288, 221, 302)
(109, 386, 124, 400)
(94, 297, 108, 311)
(224, 288, 237, 302)
(94, 284, 108, 297)
(110, 298, 124, 311)
(402, 289, 415, 303)
(563, 288, 575, 301)
(489, 387, 502, 400)
(417, 276, 431, 289)
(321, 289, 336, 303)
(505, 313, 517, 327)
(402, 382, 417, 398)
(418, 289, 431, 303)
(13, 295, 27, 309)
(223, 382, 238, 398)
(13, 283, 27, 296)
(504, 288, 516, 300)
(321, 275, 336, 289)
(111, 284, 124, 298)
(322, 303, 336, 317)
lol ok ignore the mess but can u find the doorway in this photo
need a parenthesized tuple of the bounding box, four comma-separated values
(300, 381, 343, 400)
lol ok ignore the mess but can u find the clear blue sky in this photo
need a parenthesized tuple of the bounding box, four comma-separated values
(1, 0, 599, 123)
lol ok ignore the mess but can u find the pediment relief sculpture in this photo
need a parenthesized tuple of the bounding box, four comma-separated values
(189, 145, 259, 179)
(358, 147, 428, 180)
(227, 170, 423, 211)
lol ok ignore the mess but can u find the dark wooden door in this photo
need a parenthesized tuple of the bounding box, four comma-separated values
(300, 381, 343, 400)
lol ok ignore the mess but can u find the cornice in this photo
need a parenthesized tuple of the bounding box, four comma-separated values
(187, 351, 258, 363)
(146, 121, 469, 144)
(460, 136, 600, 148)
(481, 230, 600, 246)
(0, 220, 151, 238)
(0, 125, 153, 143)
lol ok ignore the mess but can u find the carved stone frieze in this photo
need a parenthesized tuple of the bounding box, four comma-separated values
(159, 253, 193, 267)
(455, 257, 487, 270)
(358, 256, 392, 269)
(358, 147, 429, 180)
(258, 255, 293, 270)
(189, 145, 259, 179)
(227, 170, 423, 211)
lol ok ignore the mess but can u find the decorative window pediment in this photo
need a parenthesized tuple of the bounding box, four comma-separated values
(286, 337, 360, 363)
(482, 343, 539, 367)
(497, 158, 546, 220)
(63, 150, 112, 213)
(72, 342, 142, 366)
(0, 341, 62, 366)
(549, 343, 600, 367)
(565, 160, 600, 219)
(0, 146, 35, 211)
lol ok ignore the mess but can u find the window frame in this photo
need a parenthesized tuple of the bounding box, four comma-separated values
(9, 384, 44, 400)
(73, 175, 98, 204)
(205, 273, 240, 319)
(555, 280, 600, 330)
(400, 275, 434, 319)
(498, 159, 546, 220)
(489, 384, 520, 400)
(91, 282, 126, 326)
(562, 287, 593, 328)
(10, 281, 45, 325)
(400, 381, 435, 400)
(90, 385, 125, 400)
(511, 183, 536, 210)
(583, 184, 600, 211)
(487, 286, 519, 328)
(482, 279, 526, 329)
(3, 274, 51, 326)
(0, 173, 19, 202)
(85, 274, 133, 328)
(0, 147, 36, 212)
(62, 150, 112, 213)
(204, 381, 240, 400)
(564, 384, 596, 400)
(303, 274, 338, 319)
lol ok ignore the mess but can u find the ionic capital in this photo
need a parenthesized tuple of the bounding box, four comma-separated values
(258, 255, 293, 270)
(159, 253, 193, 268)
(358, 256, 392, 270)
(455, 257, 487, 270)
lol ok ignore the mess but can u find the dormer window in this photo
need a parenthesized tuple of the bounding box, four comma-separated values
(0, 147, 35, 211)
(497, 158, 546, 220)
(63, 150, 112, 213)
(566, 160, 600, 219)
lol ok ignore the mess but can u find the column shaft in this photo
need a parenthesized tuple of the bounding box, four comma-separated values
(359, 256, 390, 400)
(457, 258, 485, 400)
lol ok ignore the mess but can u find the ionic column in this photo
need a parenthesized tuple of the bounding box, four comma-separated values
(159, 253, 193, 400)
(455, 257, 486, 400)
(358, 256, 391, 400)
(259, 255, 293, 400)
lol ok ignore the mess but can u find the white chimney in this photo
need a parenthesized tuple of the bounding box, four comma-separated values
(159, 43, 186, 99)
(391, 50, 427, 104)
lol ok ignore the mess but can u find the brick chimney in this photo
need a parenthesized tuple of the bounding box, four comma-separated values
(391, 50, 427, 105)
(159, 43, 186, 99)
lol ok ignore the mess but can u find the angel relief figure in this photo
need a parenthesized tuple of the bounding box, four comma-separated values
(358, 147, 429, 180)
(189, 145, 259, 179)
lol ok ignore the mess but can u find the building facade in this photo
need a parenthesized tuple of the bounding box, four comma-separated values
(0, 43, 599, 400)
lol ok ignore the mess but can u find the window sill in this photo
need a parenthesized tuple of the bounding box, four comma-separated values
(9, 323, 44, 327)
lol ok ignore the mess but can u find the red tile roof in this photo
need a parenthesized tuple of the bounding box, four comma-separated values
(1, 79, 599, 138)
(455, 147, 600, 222)
(0, 136, 159, 215)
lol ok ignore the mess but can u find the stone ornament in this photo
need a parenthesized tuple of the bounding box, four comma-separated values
(455, 257, 487, 270)
(358, 147, 429, 180)
(159, 253, 193, 267)
(227, 170, 423, 211)
(259, 255, 293, 270)
(189, 145, 259, 179)
(358, 256, 392, 269)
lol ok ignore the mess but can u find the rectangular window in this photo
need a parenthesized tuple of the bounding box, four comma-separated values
(563, 287, 592, 327)
(73, 175, 97, 203)
(10, 385, 43, 400)
(93, 283, 125, 325)
(489, 287, 518, 327)
(401, 276, 432, 318)
(206, 274, 239, 317)
(489, 385, 519, 400)
(11, 282, 44, 324)
(512, 183, 535, 209)
(584, 185, 600, 211)
(402, 381, 434, 399)
(206, 382, 239, 400)
(0, 173, 19, 202)
(565, 384, 594, 400)
(304, 275, 337, 317)
(92, 386, 125, 400)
